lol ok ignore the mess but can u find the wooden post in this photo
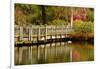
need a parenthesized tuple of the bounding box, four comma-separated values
(61, 25, 63, 39)
(64, 26, 65, 35)
(45, 24, 47, 41)
(55, 25, 57, 42)
(66, 25, 67, 38)
(28, 27, 30, 41)
(29, 27, 33, 63)
(51, 26, 53, 40)
(62, 25, 63, 35)
(29, 27, 33, 41)
(19, 26, 23, 41)
(38, 27, 40, 41)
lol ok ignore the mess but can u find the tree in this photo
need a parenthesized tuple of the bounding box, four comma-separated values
(40, 5, 46, 24)
(15, 4, 94, 26)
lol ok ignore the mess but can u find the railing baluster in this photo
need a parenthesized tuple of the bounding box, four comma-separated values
(38, 27, 40, 41)
(29, 26, 33, 41)
(45, 24, 47, 41)
(19, 26, 23, 41)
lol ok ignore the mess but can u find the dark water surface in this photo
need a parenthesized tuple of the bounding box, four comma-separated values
(14, 41, 94, 65)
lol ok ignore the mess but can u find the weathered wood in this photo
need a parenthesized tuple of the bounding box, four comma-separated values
(19, 26, 23, 41)
(15, 25, 72, 45)
(45, 24, 47, 41)
(38, 27, 40, 41)
(29, 27, 33, 41)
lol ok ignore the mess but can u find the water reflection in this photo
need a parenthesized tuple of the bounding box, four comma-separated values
(15, 41, 94, 65)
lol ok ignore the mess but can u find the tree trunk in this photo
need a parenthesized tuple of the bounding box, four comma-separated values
(40, 5, 46, 25)
(71, 7, 73, 28)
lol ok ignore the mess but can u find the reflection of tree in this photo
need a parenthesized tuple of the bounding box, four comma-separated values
(72, 50, 80, 61)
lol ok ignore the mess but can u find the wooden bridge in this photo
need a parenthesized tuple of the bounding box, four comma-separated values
(14, 24, 73, 46)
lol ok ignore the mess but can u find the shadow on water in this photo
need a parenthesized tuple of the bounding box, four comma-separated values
(14, 41, 94, 65)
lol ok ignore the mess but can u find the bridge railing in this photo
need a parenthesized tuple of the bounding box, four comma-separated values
(14, 24, 72, 42)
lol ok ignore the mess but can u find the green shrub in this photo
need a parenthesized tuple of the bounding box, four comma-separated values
(48, 19, 68, 25)
(73, 20, 94, 33)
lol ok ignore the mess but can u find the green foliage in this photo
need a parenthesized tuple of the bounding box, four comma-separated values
(15, 4, 94, 26)
(87, 8, 94, 22)
(48, 19, 68, 25)
(15, 4, 41, 25)
(73, 20, 83, 24)
(73, 20, 94, 33)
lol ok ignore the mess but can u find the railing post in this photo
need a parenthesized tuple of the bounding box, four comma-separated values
(45, 24, 47, 41)
(50, 26, 53, 40)
(19, 26, 23, 41)
(60, 26, 62, 39)
(38, 27, 40, 41)
(62, 25, 63, 35)
(55, 25, 57, 41)
(61, 25, 63, 39)
(29, 26, 33, 41)
(66, 25, 67, 38)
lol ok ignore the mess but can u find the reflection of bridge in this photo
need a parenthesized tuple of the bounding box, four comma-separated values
(15, 24, 73, 45)
(15, 42, 73, 64)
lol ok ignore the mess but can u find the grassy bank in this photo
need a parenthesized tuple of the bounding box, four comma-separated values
(69, 20, 94, 42)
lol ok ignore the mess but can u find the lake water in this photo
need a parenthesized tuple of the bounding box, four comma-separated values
(14, 41, 94, 65)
